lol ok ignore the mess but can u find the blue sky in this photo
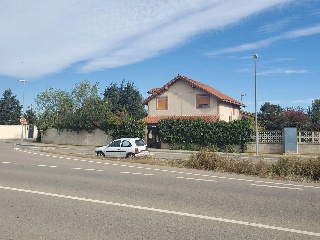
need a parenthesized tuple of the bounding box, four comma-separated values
(0, 0, 319, 113)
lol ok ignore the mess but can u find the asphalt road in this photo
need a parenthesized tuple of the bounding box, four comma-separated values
(1, 141, 319, 239)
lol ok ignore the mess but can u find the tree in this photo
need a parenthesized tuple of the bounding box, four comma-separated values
(0, 89, 22, 125)
(35, 80, 113, 133)
(25, 106, 37, 125)
(104, 80, 147, 120)
(281, 107, 310, 130)
(258, 102, 283, 130)
(309, 99, 320, 130)
(35, 87, 71, 131)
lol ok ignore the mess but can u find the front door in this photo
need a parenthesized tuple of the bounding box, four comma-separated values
(104, 139, 122, 157)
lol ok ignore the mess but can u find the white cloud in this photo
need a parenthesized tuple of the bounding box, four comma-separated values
(259, 68, 308, 75)
(269, 57, 295, 62)
(256, 17, 294, 34)
(0, 0, 293, 79)
(207, 24, 320, 56)
(237, 67, 307, 75)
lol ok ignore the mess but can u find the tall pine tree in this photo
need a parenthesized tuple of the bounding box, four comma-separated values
(0, 89, 22, 125)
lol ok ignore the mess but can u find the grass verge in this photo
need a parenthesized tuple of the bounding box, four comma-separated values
(37, 148, 320, 183)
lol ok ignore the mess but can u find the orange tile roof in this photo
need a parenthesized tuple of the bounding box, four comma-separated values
(142, 74, 245, 107)
(142, 115, 220, 124)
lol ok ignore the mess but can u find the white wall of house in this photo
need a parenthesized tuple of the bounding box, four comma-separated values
(219, 102, 241, 122)
(148, 80, 219, 116)
(147, 80, 240, 121)
(0, 125, 38, 139)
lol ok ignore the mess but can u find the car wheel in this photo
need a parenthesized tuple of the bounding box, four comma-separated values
(127, 153, 135, 158)
(97, 151, 105, 157)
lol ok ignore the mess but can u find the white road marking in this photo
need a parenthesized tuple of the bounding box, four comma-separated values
(177, 176, 218, 182)
(72, 168, 82, 170)
(37, 165, 46, 167)
(49, 166, 57, 168)
(1, 185, 318, 237)
(17, 149, 320, 190)
(120, 172, 154, 176)
(85, 169, 95, 171)
(251, 184, 303, 191)
(2, 162, 11, 164)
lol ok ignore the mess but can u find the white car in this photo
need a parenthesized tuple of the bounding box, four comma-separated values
(95, 138, 148, 158)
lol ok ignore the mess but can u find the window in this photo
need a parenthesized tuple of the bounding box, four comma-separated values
(196, 94, 210, 108)
(109, 140, 121, 147)
(135, 139, 145, 146)
(157, 96, 168, 110)
(121, 140, 132, 147)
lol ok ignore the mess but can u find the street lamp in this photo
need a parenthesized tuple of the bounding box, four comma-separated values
(19, 79, 26, 144)
(252, 53, 258, 155)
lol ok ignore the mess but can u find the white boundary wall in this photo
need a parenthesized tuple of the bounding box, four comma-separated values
(0, 125, 38, 139)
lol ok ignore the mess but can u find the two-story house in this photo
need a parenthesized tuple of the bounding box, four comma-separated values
(142, 74, 245, 148)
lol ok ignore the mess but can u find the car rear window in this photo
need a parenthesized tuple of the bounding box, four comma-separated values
(135, 139, 145, 146)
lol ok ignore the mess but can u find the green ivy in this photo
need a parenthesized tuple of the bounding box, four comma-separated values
(158, 118, 254, 152)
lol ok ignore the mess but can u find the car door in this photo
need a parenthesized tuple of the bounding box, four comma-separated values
(104, 140, 121, 157)
(119, 139, 133, 157)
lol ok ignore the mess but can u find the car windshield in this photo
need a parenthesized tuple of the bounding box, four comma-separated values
(135, 139, 145, 146)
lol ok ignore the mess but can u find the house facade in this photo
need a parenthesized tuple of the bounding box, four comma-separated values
(142, 75, 245, 148)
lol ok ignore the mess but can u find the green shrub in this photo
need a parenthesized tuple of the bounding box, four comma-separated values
(158, 118, 253, 152)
